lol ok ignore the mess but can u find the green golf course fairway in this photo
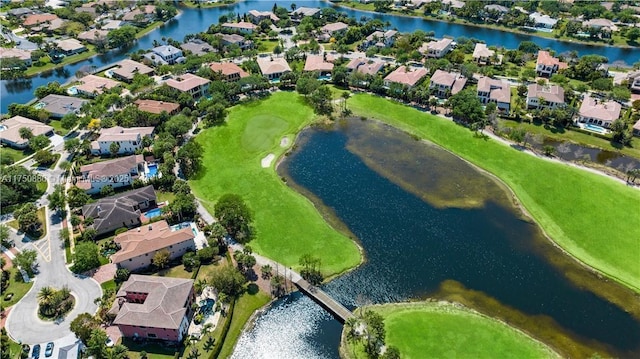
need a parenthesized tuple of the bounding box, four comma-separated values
(342, 302, 560, 359)
(190, 92, 361, 276)
(347, 93, 640, 292)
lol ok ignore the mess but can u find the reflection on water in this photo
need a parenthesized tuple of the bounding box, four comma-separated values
(232, 118, 640, 358)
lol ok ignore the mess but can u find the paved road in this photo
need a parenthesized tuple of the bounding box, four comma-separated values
(5, 143, 102, 344)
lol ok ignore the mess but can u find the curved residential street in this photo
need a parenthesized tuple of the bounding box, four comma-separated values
(5, 140, 102, 344)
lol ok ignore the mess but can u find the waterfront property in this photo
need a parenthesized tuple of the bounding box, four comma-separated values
(55, 39, 87, 56)
(36, 94, 88, 118)
(256, 56, 291, 81)
(476, 76, 511, 114)
(472, 43, 495, 65)
(209, 62, 249, 82)
(74, 75, 120, 97)
(419, 38, 453, 58)
(110, 275, 195, 341)
(180, 39, 215, 56)
(76, 154, 145, 194)
(536, 50, 567, 77)
(577, 96, 621, 128)
(221, 21, 257, 34)
(166, 74, 210, 100)
(134, 99, 180, 115)
(143, 45, 185, 66)
(0, 48, 32, 68)
(529, 12, 558, 29)
(429, 70, 467, 98)
(247, 10, 279, 24)
(526, 84, 565, 109)
(81, 185, 157, 236)
(110, 220, 196, 271)
(90, 126, 154, 156)
(110, 59, 155, 82)
(0, 116, 53, 149)
(77, 29, 109, 45)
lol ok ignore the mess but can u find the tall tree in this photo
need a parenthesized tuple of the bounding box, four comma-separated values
(214, 194, 253, 243)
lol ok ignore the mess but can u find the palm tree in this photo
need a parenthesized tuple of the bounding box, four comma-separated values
(341, 91, 350, 114)
(37, 286, 55, 306)
(344, 317, 361, 357)
(106, 344, 128, 359)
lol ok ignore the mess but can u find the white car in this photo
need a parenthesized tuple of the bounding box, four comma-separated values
(105, 338, 114, 347)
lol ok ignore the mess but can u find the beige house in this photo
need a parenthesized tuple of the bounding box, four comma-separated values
(90, 126, 154, 156)
(247, 10, 279, 24)
(304, 55, 334, 77)
(111, 59, 154, 82)
(257, 56, 291, 81)
(75, 75, 120, 97)
(429, 70, 467, 98)
(111, 220, 196, 271)
(76, 154, 144, 194)
(321, 22, 349, 35)
(134, 99, 180, 115)
(55, 39, 87, 55)
(77, 29, 109, 45)
(536, 50, 567, 77)
(209, 62, 249, 82)
(0, 116, 54, 149)
(166, 74, 210, 99)
(0, 48, 32, 68)
(472, 43, 494, 64)
(526, 84, 565, 109)
(577, 96, 621, 128)
(221, 22, 257, 34)
(345, 58, 384, 76)
(476, 76, 511, 114)
(384, 66, 429, 88)
(419, 38, 453, 58)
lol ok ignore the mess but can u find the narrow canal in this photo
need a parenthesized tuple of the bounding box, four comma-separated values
(2, 0, 638, 113)
(231, 118, 640, 358)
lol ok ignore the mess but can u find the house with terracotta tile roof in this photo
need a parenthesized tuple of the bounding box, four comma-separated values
(429, 70, 467, 98)
(122, 5, 156, 24)
(75, 75, 120, 97)
(419, 38, 453, 58)
(82, 186, 157, 236)
(110, 275, 195, 341)
(76, 154, 144, 194)
(304, 55, 334, 77)
(209, 62, 249, 82)
(384, 66, 429, 88)
(577, 96, 621, 128)
(526, 84, 565, 109)
(134, 99, 180, 115)
(23, 13, 58, 27)
(257, 56, 291, 81)
(536, 50, 567, 77)
(166, 74, 210, 99)
(476, 76, 511, 114)
(248, 10, 280, 24)
(90, 126, 154, 156)
(0, 116, 54, 149)
(345, 58, 385, 76)
(472, 43, 495, 64)
(363, 30, 398, 49)
(111, 59, 154, 82)
(0, 48, 32, 68)
(222, 22, 257, 34)
(110, 221, 196, 271)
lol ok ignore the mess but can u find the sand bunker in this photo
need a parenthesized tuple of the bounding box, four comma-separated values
(280, 137, 290, 147)
(261, 153, 275, 168)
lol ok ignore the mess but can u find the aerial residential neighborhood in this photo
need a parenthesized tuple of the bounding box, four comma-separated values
(1, 1, 640, 359)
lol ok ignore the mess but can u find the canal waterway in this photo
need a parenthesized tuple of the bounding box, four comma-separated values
(231, 118, 640, 358)
(2, 0, 638, 113)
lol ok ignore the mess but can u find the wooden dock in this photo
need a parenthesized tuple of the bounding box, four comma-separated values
(294, 278, 354, 323)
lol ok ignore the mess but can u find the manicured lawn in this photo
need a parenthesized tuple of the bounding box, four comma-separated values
(257, 39, 280, 53)
(152, 264, 193, 279)
(156, 191, 175, 204)
(217, 288, 271, 359)
(25, 47, 97, 77)
(123, 338, 178, 359)
(101, 279, 116, 292)
(9, 207, 48, 239)
(49, 120, 69, 136)
(0, 146, 31, 164)
(191, 92, 361, 277)
(342, 302, 559, 359)
(1, 267, 34, 307)
(136, 21, 164, 39)
(348, 94, 640, 292)
(32, 153, 60, 169)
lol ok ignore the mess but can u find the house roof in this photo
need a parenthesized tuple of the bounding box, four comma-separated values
(23, 13, 58, 26)
(0, 48, 32, 61)
(527, 84, 565, 103)
(442, 0, 465, 8)
(484, 4, 509, 13)
(180, 40, 214, 56)
(529, 12, 558, 27)
(579, 96, 621, 123)
(111, 220, 195, 264)
(77, 29, 109, 42)
(477, 76, 511, 104)
(76, 75, 120, 95)
(152, 45, 182, 58)
(420, 38, 453, 53)
(304, 55, 334, 72)
(112, 59, 154, 80)
(56, 39, 86, 52)
(384, 66, 429, 87)
(248, 10, 280, 22)
(166, 74, 210, 92)
(82, 186, 156, 234)
(79, 154, 144, 178)
(0, 116, 53, 147)
(113, 274, 193, 330)
(634, 119, 640, 131)
(257, 57, 291, 75)
(321, 22, 349, 33)
(8, 8, 35, 17)
(101, 20, 122, 30)
(219, 33, 246, 44)
(209, 62, 249, 78)
(94, 126, 154, 142)
(221, 22, 258, 31)
(292, 7, 321, 17)
(472, 43, 494, 59)
(430, 70, 468, 94)
(38, 94, 88, 117)
(134, 99, 180, 114)
(583, 18, 615, 28)
(346, 58, 384, 75)
(536, 50, 568, 69)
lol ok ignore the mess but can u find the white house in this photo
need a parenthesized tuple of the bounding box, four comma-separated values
(526, 84, 565, 109)
(476, 76, 511, 114)
(419, 38, 453, 58)
(90, 126, 155, 156)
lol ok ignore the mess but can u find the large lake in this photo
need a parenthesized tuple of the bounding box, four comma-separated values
(2, 0, 638, 113)
(231, 118, 640, 358)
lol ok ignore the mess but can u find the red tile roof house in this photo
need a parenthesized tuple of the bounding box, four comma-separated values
(536, 50, 568, 77)
(221, 21, 258, 34)
(345, 58, 385, 76)
(304, 55, 334, 77)
(76, 154, 144, 194)
(526, 84, 565, 110)
(472, 43, 495, 65)
(577, 96, 621, 128)
(476, 76, 511, 114)
(109, 275, 195, 342)
(166, 74, 210, 100)
(209, 62, 249, 82)
(75, 75, 121, 97)
(419, 38, 453, 58)
(428, 70, 468, 98)
(90, 126, 155, 156)
(110, 220, 196, 271)
(384, 66, 429, 89)
(134, 99, 180, 115)
(22, 13, 59, 27)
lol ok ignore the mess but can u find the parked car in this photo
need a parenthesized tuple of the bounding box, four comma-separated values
(44, 342, 53, 357)
(31, 344, 40, 359)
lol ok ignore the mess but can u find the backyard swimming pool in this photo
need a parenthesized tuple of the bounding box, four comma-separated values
(144, 208, 162, 218)
(584, 124, 607, 134)
(146, 164, 158, 177)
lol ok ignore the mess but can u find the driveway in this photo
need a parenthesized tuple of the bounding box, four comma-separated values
(5, 147, 102, 344)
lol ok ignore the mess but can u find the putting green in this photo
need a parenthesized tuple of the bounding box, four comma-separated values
(191, 92, 361, 276)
